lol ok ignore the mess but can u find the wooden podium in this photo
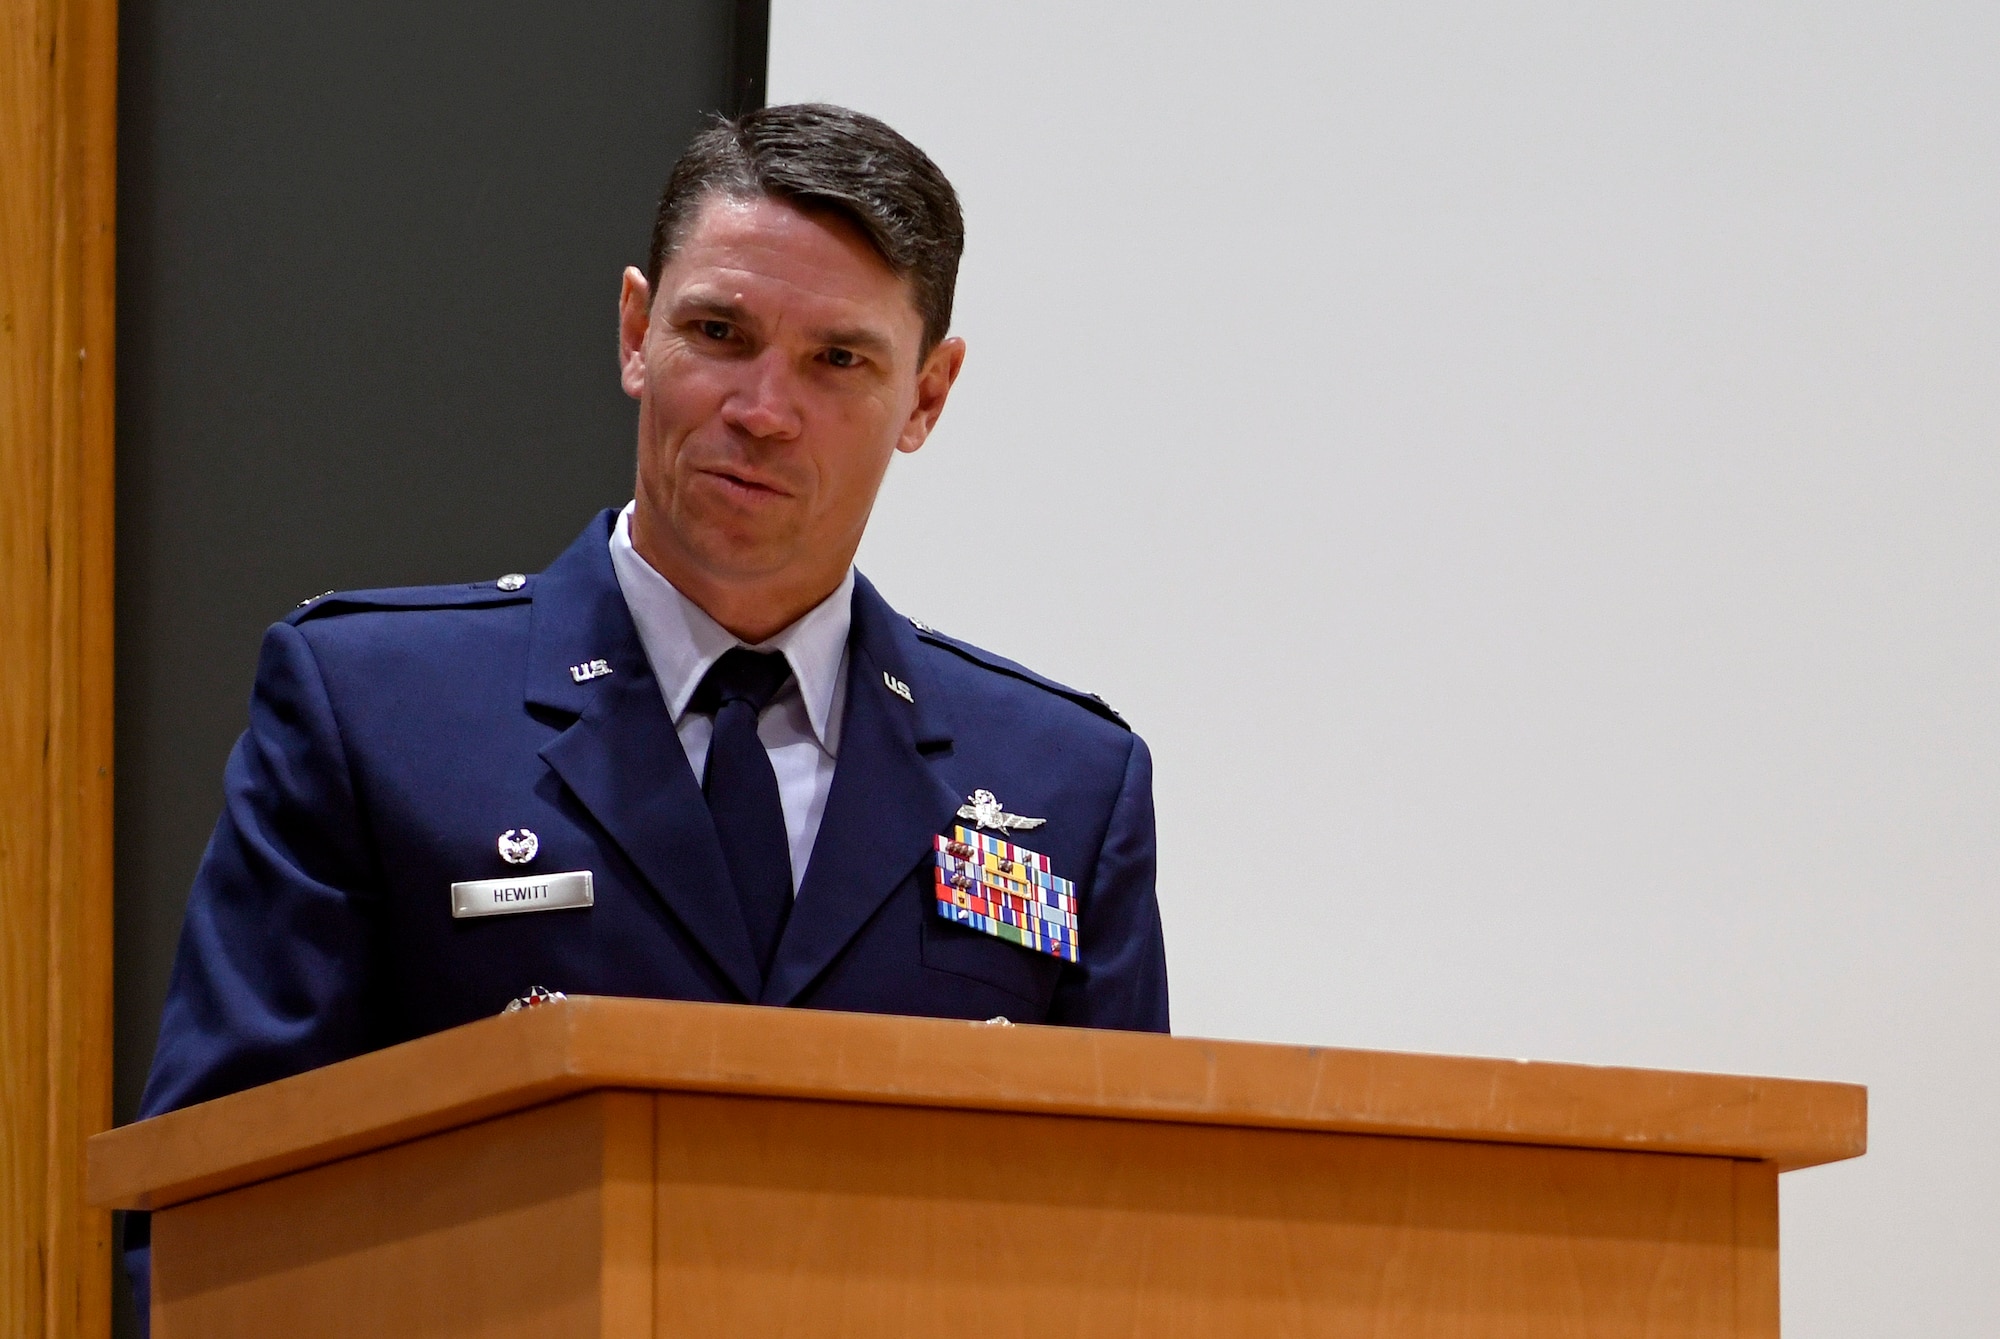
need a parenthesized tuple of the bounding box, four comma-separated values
(89, 997, 1864, 1337)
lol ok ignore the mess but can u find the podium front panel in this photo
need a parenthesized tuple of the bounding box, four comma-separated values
(652, 1092, 1776, 1339)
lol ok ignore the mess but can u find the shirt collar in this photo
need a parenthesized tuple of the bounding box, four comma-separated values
(608, 503, 852, 754)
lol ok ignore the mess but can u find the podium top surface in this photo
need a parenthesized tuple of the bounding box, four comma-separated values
(90, 996, 1865, 1211)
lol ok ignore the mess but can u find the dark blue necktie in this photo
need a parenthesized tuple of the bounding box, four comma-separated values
(690, 648, 795, 979)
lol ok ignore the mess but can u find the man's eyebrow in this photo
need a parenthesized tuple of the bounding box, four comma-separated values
(666, 294, 895, 356)
(668, 294, 754, 325)
(811, 325, 894, 355)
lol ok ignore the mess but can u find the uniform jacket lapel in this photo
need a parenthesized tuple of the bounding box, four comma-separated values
(763, 575, 959, 1005)
(524, 511, 763, 1001)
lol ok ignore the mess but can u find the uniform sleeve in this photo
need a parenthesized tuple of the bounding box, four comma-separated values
(137, 618, 387, 1121)
(126, 620, 388, 1330)
(1048, 732, 1170, 1031)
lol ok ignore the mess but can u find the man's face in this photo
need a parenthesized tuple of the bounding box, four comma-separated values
(619, 193, 963, 629)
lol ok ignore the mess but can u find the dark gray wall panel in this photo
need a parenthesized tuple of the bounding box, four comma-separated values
(114, 4, 761, 1325)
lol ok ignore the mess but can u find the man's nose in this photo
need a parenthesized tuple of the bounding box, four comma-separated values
(721, 350, 803, 440)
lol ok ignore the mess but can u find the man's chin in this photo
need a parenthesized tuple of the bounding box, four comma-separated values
(673, 529, 804, 587)
(633, 499, 815, 588)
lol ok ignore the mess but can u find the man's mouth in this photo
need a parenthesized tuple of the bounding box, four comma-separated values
(702, 466, 786, 499)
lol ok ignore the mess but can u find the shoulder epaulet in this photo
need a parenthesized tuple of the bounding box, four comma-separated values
(286, 573, 534, 625)
(909, 618, 1130, 729)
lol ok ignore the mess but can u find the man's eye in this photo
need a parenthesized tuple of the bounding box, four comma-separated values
(698, 320, 733, 341)
(825, 347, 857, 369)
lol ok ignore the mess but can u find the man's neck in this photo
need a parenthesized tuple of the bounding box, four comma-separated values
(630, 519, 847, 646)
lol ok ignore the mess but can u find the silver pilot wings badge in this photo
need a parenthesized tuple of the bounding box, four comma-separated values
(956, 789, 1046, 833)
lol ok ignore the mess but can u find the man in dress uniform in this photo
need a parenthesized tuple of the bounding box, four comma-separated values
(125, 104, 1168, 1313)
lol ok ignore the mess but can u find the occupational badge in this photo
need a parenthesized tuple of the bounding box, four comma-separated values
(933, 825, 1078, 964)
(956, 789, 1045, 833)
(497, 828, 539, 865)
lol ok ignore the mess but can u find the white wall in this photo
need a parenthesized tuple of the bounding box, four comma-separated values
(771, 4, 1999, 1332)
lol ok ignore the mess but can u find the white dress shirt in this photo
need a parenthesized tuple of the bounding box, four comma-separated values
(608, 502, 852, 892)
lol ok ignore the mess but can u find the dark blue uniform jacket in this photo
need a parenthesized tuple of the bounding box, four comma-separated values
(127, 510, 1167, 1319)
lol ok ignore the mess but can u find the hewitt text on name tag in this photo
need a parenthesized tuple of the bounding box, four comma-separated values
(450, 870, 594, 919)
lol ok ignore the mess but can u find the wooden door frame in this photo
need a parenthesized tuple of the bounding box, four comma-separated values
(2, 0, 118, 1333)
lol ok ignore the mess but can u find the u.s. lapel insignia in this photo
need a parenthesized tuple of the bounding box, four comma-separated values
(933, 825, 1079, 964)
(956, 789, 1045, 833)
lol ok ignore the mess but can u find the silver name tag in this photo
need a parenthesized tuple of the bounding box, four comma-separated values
(451, 870, 594, 919)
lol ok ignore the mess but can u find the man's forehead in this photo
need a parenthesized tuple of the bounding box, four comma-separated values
(660, 194, 920, 330)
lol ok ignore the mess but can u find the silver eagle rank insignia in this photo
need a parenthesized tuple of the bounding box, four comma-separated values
(956, 789, 1046, 833)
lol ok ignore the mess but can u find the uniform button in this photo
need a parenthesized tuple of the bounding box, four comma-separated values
(496, 573, 526, 592)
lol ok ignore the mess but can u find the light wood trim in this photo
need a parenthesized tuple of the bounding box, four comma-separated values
(1732, 1160, 1780, 1337)
(89, 996, 1866, 1211)
(599, 1092, 656, 1335)
(1, 0, 117, 1334)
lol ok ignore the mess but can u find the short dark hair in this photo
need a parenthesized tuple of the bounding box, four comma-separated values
(646, 104, 964, 356)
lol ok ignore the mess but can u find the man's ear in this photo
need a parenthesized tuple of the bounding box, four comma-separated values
(618, 267, 652, 400)
(897, 336, 967, 455)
